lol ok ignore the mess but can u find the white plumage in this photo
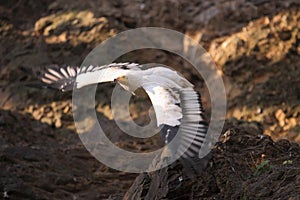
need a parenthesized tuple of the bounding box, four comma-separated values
(30, 62, 208, 172)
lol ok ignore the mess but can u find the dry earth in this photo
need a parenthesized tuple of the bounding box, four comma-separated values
(1, 0, 300, 199)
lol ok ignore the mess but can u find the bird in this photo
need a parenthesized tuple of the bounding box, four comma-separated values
(26, 62, 209, 176)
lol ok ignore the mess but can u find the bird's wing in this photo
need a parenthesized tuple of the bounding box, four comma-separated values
(143, 84, 182, 127)
(137, 68, 207, 160)
(28, 63, 141, 91)
(175, 87, 207, 159)
(143, 83, 206, 153)
(26, 64, 79, 91)
(133, 67, 199, 127)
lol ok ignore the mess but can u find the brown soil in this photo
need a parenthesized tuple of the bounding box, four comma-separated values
(1, 0, 299, 199)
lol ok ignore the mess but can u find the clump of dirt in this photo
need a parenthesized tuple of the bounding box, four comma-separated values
(34, 10, 115, 47)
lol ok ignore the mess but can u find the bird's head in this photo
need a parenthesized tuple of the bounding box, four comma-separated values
(114, 75, 131, 92)
(114, 75, 143, 96)
(114, 76, 128, 86)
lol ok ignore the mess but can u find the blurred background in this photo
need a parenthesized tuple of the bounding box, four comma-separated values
(0, 0, 299, 199)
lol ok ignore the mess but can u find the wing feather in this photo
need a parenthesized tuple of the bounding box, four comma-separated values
(139, 70, 207, 167)
(143, 85, 182, 127)
(29, 63, 141, 92)
(178, 88, 207, 159)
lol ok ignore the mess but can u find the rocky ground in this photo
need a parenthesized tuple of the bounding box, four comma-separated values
(125, 120, 300, 199)
(1, 0, 300, 199)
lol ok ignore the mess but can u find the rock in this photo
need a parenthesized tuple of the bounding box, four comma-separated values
(32, 109, 43, 120)
(63, 106, 70, 114)
(46, 111, 54, 118)
(295, 134, 300, 143)
(275, 109, 286, 127)
(54, 118, 62, 128)
(288, 118, 297, 127)
(34, 10, 114, 46)
(124, 121, 300, 199)
(41, 117, 52, 125)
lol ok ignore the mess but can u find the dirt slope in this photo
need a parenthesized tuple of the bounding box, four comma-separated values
(1, 0, 299, 199)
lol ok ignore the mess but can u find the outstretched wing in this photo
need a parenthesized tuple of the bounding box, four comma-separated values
(143, 80, 208, 177)
(143, 84, 207, 156)
(175, 87, 207, 159)
(131, 67, 199, 127)
(27, 63, 141, 92)
(135, 68, 207, 161)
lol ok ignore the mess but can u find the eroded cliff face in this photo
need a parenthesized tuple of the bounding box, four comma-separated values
(1, 0, 299, 199)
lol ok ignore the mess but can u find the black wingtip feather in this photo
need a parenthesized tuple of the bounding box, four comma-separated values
(21, 65, 77, 92)
(24, 82, 50, 89)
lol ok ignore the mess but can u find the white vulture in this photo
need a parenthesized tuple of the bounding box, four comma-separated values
(28, 62, 209, 175)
